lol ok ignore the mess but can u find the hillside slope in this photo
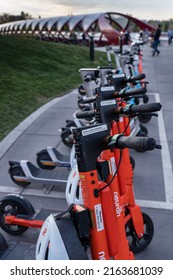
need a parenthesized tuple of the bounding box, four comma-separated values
(0, 35, 107, 140)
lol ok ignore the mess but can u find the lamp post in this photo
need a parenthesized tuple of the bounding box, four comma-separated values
(89, 33, 95, 61)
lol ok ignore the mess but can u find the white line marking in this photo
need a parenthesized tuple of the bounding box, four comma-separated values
(136, 199, 173, 210)
(136, 92, 173, 210)
(154, 93, 173, 204)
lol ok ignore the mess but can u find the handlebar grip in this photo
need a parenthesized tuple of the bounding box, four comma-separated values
(118, 86, 147, 98)
(127, 73, 146, 83)
(109, 135, 156, 151)
(75, 110, 95, 119)
(130, 102, 162, 113)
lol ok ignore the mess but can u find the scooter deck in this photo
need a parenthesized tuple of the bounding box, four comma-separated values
(27, 161, 69, 180)
(53, 148, 70, 163)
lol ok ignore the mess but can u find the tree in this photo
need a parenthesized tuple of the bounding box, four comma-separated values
(20, 11, 32, 20)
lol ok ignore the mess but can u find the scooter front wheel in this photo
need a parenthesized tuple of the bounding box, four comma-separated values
(9, 166, 30, 187)
(66, 121, 77, 128)
(61, 131, 73, 148)
(130, 156, 135, 170)
(138, 114, 152, 123)
(36, 152, 55, 170)
(126, 212, 154, 254)
(137, 124, 148, 137)
(135, 124, 148, 152)
(0, 199, 31, 235)
(143, 94, 149, 104)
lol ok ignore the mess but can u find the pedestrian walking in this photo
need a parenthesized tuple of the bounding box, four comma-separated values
(168, 27, 173, 45)
(152, 24, 161, 56)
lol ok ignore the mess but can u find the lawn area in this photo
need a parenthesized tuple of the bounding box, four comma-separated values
(0, 35, 108, 141)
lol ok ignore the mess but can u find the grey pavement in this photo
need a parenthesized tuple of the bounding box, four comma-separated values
(0, 42, 173, 260)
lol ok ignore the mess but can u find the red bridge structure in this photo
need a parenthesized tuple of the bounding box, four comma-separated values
(0, 12, 155, 45)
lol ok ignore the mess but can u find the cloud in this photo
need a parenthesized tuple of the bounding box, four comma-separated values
(50, 0, 100, 8)
(39, 0, 173, 20)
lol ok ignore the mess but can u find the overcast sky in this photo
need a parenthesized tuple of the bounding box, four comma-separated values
(0, 0, 173, 20)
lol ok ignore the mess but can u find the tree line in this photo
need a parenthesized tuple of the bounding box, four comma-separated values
(147, 19, 173, 32)
(0, 11, 32, 24)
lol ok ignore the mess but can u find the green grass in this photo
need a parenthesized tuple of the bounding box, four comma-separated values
(0, 35, 108, 141)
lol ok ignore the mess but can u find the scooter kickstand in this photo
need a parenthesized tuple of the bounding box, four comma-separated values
(43, 184, 54, 195)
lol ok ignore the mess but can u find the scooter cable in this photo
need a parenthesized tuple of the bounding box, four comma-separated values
(94, 149, 122, 197)
(122, 117, 130, 134)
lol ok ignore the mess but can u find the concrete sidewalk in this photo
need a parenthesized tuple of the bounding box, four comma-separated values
(0, 43, 173, 260)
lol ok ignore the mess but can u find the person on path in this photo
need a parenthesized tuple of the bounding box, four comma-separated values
(152, 24, 161, 56)
(168, 27, 173, 45)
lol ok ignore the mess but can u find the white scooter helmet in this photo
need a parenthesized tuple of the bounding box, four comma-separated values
(65, 165, 83, 206)
(36, 214, 88, 260)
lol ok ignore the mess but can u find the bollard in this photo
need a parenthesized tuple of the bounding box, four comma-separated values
(119, 32, 123, 54)
(89, 34, 95, 61)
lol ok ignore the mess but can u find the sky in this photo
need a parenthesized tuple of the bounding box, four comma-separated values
(0, 0, 173, 21)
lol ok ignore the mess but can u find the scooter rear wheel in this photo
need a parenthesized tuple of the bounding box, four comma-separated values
(126, 212, 154, 254)
(0, 199, 30, 235)
(9, 166, 30, 187)
(37, 152, 55, 170)
(78, 84, 86, 96)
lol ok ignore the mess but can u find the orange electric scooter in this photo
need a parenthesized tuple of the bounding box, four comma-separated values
(72, 116, 159, 260)
(73, 84, 161, 258)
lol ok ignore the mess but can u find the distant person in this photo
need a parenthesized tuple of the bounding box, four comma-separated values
(144, 28, 149, 42)
(139, 30, 144, 40)
(82, 32, 86, 45)
(152, 24, 161, 56)
(124, 29, 131, 45)
(70, 32, 77, 45)
(167, 28, 173, 45)
(150, 30, 155, 48)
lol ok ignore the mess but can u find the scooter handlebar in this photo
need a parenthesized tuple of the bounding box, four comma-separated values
(108, 134, 157, 151)
(75, 110, 95, 119)
(80, 96, 96, 104)
(127, 73, 146, 83)
(117, 102, 162, 115)
(117, 86, 147, 98)
(130, 102, 162, 113)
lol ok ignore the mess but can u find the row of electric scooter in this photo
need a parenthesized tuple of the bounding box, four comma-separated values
(0, 40, 162, 259)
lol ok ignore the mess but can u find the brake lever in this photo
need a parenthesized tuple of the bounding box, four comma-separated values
(140, 81, 149, 84)
(155, 144, 162, 149)
(138, 112, 158, 117)
(132, 81, 149, 86)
